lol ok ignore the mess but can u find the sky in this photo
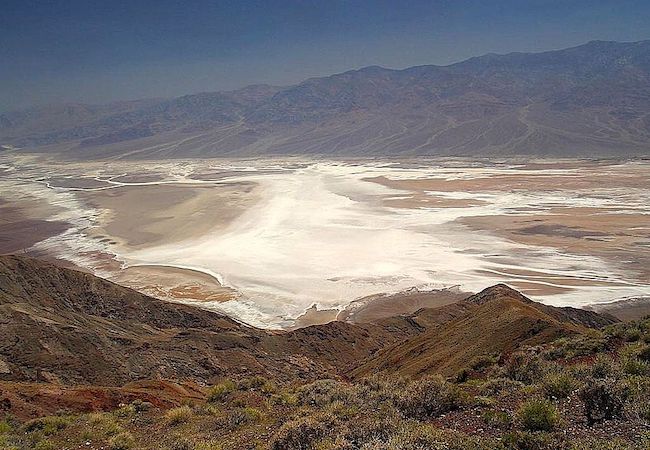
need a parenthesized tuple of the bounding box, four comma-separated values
(2, 0, 650, 111)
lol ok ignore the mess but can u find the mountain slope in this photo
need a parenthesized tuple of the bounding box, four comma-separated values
(1, 255, 617, 389)
(0, 255, 421, 385)
(350, 284, 617, 378)
(2, 40, 650, 157)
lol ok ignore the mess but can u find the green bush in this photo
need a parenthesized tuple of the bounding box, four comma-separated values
(227, 407, 263, 428)
(504, 353, 547, 384)
(503, 431, 556, 450)
(578, 379, 630, 425)
(470, 355, 498, 372)
(590, 355, 616, 379)
(541, 372, 577, 399)
(622, 357, 649, 376)
(482, 410, 512, 429)
(624, 328, 641, 342)
(637, 344, 650, 362)
(23, 415, 71, 435)
(395, 375, 463, 420)
(34, 441, 56, 450)
(517, 398, 559, 431)
(0, 421, 11, 434)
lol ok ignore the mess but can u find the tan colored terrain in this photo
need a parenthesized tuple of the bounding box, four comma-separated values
(78, 181, 258, 250)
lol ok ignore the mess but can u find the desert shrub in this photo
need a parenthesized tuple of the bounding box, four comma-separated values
(503, 431, 556, 450)
(271, 391, 298, 406)
(517, 398, 559, 432)
(482, 410, 512, 429)
(270, 415, 331, 450)
(237, 375, 275, 393)
(603, 323, 627, 339)
(455, 368, 470, 383)
(541, 372, 577, 399)
(480, 377, 524, 396)
(590, 355, 616, 379)
(165, 406, 193, 425)
(637, 344, 650, 362)
(504, 353, 547, 384)
(230, 407, 262, 427)
(34, 441, 56, 450)
(625, 377, 650, 422)
(385, 424, 500, 450)
(168, 438, 193, 450)
(0, 421, 11, 434)
(194, 440, 223, 450)
(569, 437, 641, 450)
(473, 396, 496, 407)
(207, 379, 236, 402)
(622, 357, 649, 376)
(23, 415, 71, 435)
(395, 375, 463, 420)
(624, 328, 641, 342)
(356, 375, 407, 405)
(340, 414, 400, 446)
(130, 399, 152, 412)
(86, 412, 122, 437)
(298, 379, 353, 407)
(471, 355, 498, 371)
(578, 379, 630, 425)
(108, 431, 135, 450)
(546, 335, 607, 361)
(113, 403, 136, 419)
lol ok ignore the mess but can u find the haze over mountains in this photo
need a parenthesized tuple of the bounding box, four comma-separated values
(2, 40, 650, 158)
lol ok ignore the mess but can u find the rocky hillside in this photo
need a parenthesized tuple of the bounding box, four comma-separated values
(0, 255, 421, 385)
(351, 284, 616, 378)
(0, 255, 616, 389)
(2, 40, 650, 157)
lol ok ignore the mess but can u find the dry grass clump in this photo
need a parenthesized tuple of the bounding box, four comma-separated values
(164, 405, 193, 426)
(108, 431, 135, 450)
(207, 379, 236, 403)
(23, 415, 72, 435)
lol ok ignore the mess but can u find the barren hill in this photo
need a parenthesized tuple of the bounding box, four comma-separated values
(350, 284, 616, 378)
(0, 255, 616, 389)
(0, 255, 420, 385)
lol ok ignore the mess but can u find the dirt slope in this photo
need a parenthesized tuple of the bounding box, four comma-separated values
(350, 284, 617, 378)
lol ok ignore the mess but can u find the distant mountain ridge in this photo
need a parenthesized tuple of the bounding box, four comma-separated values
(2, 40, 650, 158)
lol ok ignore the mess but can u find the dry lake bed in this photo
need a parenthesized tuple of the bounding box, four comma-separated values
(1, 154, 648, 328)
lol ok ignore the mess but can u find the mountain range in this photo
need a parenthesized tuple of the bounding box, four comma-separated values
(2, 40, 650, 158)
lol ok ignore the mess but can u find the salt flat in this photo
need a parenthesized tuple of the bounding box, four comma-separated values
(1, 155, 648, 328)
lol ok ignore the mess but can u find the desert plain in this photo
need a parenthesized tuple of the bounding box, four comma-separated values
(0, 154, 648, 328)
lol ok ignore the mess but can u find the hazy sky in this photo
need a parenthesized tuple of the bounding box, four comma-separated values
(2, 0, 650, 111)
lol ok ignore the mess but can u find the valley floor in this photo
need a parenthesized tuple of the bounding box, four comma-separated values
(1, 155, 648, 328)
